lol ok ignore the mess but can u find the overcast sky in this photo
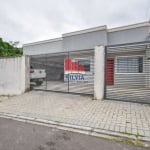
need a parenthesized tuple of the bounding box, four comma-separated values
(0, 0, 150, 45)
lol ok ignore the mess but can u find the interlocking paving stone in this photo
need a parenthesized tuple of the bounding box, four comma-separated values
(0, 91, 150, 138)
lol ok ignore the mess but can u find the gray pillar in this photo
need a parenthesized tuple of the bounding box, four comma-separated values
(94, 46, 105, 100)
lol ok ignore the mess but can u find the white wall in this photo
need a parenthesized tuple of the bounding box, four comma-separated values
(0, 56, 30, 96)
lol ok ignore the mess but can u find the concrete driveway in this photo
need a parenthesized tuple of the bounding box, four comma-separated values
(0, 91, 150, 141)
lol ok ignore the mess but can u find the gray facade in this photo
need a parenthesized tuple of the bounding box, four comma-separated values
(63, 29, 107, 51)
(108, 26, 149, 45)
(23, 22, 150, 55)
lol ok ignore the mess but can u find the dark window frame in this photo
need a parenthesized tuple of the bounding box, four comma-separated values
(116, 56, 143, 73)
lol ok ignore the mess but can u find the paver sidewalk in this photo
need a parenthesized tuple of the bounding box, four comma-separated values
(0, 91, 150, 140)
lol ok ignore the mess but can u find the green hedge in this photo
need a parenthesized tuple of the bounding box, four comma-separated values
(0, 38, 23, 57)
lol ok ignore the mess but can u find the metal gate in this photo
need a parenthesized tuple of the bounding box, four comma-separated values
(30, 49, 94, 95)
(105, 42, 150, 103)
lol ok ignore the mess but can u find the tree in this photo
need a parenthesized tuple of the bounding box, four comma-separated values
(0, 38, 23, 57)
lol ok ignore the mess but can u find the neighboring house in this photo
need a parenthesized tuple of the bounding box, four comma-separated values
(23, 21, 150, 89)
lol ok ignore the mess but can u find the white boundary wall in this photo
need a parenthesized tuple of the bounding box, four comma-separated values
(0, 56, 30, 96)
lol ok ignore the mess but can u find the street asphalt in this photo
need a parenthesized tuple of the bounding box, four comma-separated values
(0, 117, 148, 150)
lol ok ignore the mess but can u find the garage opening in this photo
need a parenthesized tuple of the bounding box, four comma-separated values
(30, 50, 94, 95)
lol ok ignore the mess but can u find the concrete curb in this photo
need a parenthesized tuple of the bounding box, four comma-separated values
(0, 112, 150, 144)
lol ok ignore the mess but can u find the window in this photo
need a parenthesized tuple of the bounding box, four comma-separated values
(78, 59, 91, 72)
(116, 56, 143, 73)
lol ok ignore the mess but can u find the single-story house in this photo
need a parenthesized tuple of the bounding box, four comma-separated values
(23, 21, 150, 103)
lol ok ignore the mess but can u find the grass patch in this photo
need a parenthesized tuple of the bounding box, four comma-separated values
(120, 131, 133, 136)
(120, 131, 145, 138)
(120, 138, 144, 147)
(99, 136, 147, 148)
